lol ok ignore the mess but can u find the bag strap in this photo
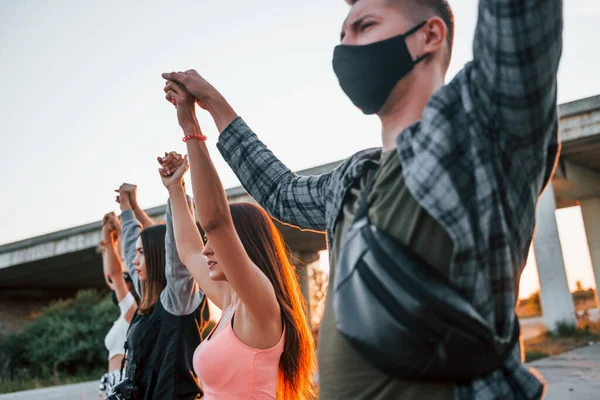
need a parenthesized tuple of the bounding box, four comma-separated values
(119, 340, 128, 378)
(354, 170, 378, 222)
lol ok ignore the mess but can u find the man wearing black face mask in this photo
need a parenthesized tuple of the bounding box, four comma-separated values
(163, 0, 562, 398)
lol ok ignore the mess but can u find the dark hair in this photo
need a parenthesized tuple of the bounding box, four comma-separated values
(229, 203, 315, 400)
(138, 224, 167, 315)
(419, 0, 454, 63)
(196, 221, 207, 245)
(347, 0, 454, 64)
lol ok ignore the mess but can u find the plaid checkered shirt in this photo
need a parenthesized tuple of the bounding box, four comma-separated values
(216, 1, 563, 398)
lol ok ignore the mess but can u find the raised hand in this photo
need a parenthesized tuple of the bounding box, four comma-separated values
(158, 151, 184, 176)
(162, 70, 218, 111)
(158, 153, 189, 190)
(163, 78, 200, 131)
(100, 212, 126, 292)
(101, 212, 121, 245)
(161, 69, 238, 133)
(115, 183, 138, 210)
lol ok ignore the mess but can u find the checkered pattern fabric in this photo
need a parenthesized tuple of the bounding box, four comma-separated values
(217, 1, 562, 398)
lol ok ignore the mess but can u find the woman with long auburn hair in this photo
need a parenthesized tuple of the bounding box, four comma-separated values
(159, 79, 315, 399)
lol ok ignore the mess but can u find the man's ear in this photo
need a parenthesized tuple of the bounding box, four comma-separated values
(420, 17, 447, 59)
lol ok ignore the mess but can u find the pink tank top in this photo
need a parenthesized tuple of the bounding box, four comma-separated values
(193, 307, 285, 400)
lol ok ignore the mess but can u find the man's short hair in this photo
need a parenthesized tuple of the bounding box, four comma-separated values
(346, 0, 454, 64)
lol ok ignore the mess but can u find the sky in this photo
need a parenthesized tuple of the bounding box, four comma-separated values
(1, 1, 599, 298)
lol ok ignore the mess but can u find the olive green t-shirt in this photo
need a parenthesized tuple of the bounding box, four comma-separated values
(318, 150, 455, 400)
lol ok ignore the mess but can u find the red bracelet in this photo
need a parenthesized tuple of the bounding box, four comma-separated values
(182, 133, 208, 142)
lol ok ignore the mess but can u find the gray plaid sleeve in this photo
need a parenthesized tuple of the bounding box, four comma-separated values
(217, 117, 331, 231)
(470, 0, 563, 144)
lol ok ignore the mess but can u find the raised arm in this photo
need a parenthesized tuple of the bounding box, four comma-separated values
(100, 212, 130, 302)
(161, 70, 333, 231)
(164, 83, 279, 325)
(158, 188, 205, 316)
(158, 155, 230, 310)
(116, 183, 155, 229)
(469, 0, 563, 142)
(118, 193, 142, 297)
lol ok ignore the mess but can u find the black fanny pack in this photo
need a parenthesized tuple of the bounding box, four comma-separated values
(333, 174, 519, 382)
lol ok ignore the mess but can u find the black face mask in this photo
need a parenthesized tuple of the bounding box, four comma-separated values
(332, 21, 428, 115)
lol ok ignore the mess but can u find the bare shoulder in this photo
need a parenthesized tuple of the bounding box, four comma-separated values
(234, 302, 283, 349)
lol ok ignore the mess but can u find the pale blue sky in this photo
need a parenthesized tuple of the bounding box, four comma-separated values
(1, 0, 599, 294)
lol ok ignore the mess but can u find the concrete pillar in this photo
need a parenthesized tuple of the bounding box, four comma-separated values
(580, 198, 600, 308)
(291, 251, 319, 324)
(534, 183, 577, 330)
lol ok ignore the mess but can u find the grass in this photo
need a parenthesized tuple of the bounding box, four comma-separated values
(524, 320, 600, 363)
(0, 367, 105, 394)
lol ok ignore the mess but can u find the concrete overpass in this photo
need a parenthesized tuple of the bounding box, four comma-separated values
(534, 94, 600, 330)
(1, 94, 600, 332)
(0, 164, 334, 301)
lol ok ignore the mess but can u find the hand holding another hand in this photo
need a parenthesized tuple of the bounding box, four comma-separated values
(162, 69, 219, 111)
(101, 212, 121, 246)
(163, 78, 200, 131)
(158, 152, 189, 190)
(161, 68, 237, 133)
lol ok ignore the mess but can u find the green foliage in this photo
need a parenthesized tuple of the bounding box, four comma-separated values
(519, 291, 541, 308)
(572, 287, 595, 303)
(0, 290, 117, 390)
(546, 320, 592, 338)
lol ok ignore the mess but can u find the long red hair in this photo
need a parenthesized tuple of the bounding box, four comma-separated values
(230, 203, 316, 399)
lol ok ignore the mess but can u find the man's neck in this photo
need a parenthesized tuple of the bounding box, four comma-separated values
(379, 73, 444, 151)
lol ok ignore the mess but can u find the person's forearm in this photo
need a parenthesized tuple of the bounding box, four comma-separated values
(206, 94, 238, 134)
(120, 210, 142, 296)
(167, 184, 203, 266)
(103, 239, 129, 300)
(161, 193, 202, 317)
(104, 240, 124, 277)
(216, 117, 330, 230)
(101, 249, 114, 289)
(132, 205, 155, 228)
(183, 123, 231, 233)
(471, 0, 562, 135)
(119, 198, 133, 212)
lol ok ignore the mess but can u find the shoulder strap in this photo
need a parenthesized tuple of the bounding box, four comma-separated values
(119, 340, 128, 378)
(353, 171, 378, 222)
